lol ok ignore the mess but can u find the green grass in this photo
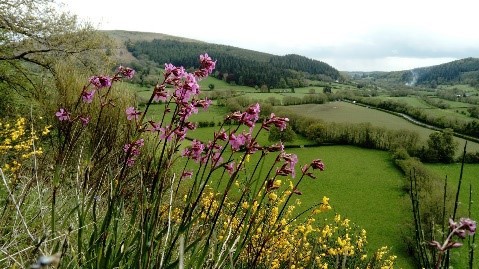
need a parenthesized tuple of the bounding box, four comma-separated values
(439, 84, 479, 93)
(424, 163, 479, 269)
(283, 102, 479, 154)
(286, 146, 414, 269)
(424, 162, 479, 220)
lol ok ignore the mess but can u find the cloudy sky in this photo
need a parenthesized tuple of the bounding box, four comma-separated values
(63, 0, 479, 72)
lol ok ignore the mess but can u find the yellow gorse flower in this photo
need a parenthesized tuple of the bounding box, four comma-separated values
(1, 117, 48, 177)
(189, 184, 396, 269)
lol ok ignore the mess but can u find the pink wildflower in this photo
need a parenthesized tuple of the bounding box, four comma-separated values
(225, 162, 235, 175)
(194, 98, 212, 110)
(229, 132, 247, 151)
(164, 64, 185, 84)
(153, 84, 168, 102)
(183, 140, 205, 163)
(55, 108, 70, 121)
(123, 138, 144, 167)
(118, 66, 135, 79)
(80, 116, 90, 126)
(215, 129, 228, 141)
(125, 106, 141, 121)
(81, 89, 96, 103)
(311, 159, 325, 171)
(263, 113, 289, 131)
(241, 103, 261, 128)
(174, 127, 187, 141)
(89, 75, 112, 89)
(178, 103, 198, 121)
(159, 125, 172, 141)
(276, 152, 298, 178)
(195, 53, 216, 78)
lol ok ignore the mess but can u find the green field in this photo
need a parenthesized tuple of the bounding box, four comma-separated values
(283, 102, 479, 154)
(425, 163, 479, 268)
(286, 146, 414, 269)
(425, 163, 479, 220)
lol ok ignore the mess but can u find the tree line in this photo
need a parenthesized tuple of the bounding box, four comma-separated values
(125, 39, 340, 88)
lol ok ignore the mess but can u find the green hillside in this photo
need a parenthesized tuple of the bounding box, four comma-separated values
(105, 30, 340, 89)
(349, 57, 479, 88)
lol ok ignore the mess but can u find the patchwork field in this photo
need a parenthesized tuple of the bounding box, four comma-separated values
(126, 80, 479, 268)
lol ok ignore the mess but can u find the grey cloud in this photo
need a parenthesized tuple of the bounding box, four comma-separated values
(299, 29, 479, 60)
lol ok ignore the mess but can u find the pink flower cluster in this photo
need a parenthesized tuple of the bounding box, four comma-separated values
(118, 66, 135, 79)
(194, 53, 217, 79)
(302, 159, 325, 179)
(126, 107, 141, 121)
(263, 113, 289, 131)
(55, 108, 70, 121)
(181, 140, 205, 163)
(123, 139, 144, 166)
(181, 138, 224, 168)
(228, 132, 250, 151)
(148, 54, 214, 129)
(229, 103, 261, 128)
(55, 66, 135, 127)
(430, 217, 476, 251)
(89, 75, 112, 89)
(276, 152, 298, 178)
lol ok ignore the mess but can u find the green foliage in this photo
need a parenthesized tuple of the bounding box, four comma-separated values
(0, 0, 113, 117)
(421, 129, 458, 163)
(268, 125, 295, 142)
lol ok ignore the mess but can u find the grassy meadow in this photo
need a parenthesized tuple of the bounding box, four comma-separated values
(286, 146, 414, 269)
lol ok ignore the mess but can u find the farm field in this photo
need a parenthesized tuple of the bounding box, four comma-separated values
(286, 146, 414, 269)
(283, 102, 479, 154)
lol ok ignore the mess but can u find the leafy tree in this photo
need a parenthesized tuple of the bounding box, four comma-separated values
(323, 86, 332, 93)
(278, 77, 288, 89)
(423, 129, 458, 163)
(268, 125, 295, 142)
(0, 0, 110, 114)
(208, 83, 215, 90)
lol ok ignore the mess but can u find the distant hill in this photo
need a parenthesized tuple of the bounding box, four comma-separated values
(349, 58, 479, 88)
(412, 57, 479, 86)
(104, 30, 341, 88)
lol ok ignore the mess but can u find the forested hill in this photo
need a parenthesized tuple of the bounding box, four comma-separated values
(352, 57, 479, 87)
(412, 57, 479, 86)
(116, 32, 340, 88)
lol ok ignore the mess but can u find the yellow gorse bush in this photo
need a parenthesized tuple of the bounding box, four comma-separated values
(0, 117, 50, 177)
(181, 179, 397, 268)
